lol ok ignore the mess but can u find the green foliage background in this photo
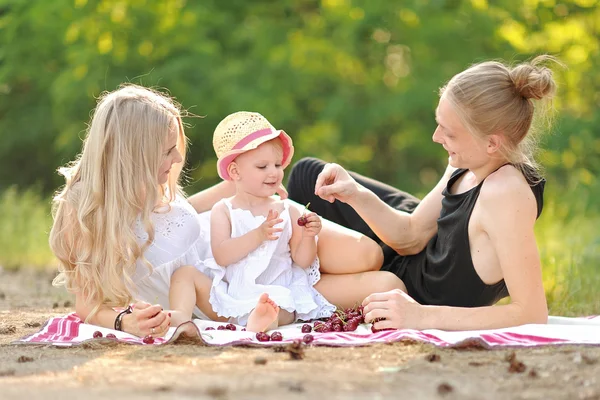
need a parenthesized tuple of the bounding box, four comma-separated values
(0, 0, 598, 312)
(2, 0, 599, 197)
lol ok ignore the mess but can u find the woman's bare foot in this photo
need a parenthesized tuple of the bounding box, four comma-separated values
(246, 293, 280, 332)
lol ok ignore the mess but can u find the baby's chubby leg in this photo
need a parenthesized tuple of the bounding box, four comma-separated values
(169, 266, 228, 325)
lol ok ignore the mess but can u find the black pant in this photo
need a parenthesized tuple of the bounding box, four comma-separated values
(287, 157, 421, 267)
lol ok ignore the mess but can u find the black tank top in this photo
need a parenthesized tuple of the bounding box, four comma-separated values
(383, 166, 545, 307)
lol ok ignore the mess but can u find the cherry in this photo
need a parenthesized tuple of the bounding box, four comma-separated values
(142, 334, 155, 344)
(297, 202, 311, 226)
(205, 327, 215, 330)
(302, 334, 314, 344)
(106, 333, 117, 339)
(256, 332, 270, 342)
(217, 325, 227, 330)
(301, 324, 312, 333)
(343, 318, 360, 332)
(92, 331, 103, 338)
(225, 323, 237, 331)
(270, 331, 283, 341)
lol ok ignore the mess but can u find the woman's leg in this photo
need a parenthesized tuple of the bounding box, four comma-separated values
(169, 266, 228, 324)
(287, 157, 420, 274)
(314, 271, 407, 310)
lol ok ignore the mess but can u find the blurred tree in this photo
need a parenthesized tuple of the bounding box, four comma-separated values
(0, 0, 598, 203)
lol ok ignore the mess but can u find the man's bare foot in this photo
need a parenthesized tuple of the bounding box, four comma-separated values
(246, 293, 280, 333)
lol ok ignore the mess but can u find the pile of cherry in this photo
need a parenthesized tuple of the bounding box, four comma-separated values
(206, 305, 386, 343)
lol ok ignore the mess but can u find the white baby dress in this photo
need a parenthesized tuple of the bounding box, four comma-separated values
(199, 198, 335, 325)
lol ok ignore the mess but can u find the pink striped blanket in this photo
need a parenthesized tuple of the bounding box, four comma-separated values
(12, 314, 600, 348)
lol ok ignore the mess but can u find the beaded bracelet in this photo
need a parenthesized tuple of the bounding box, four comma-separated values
(114, 305, 133, 331)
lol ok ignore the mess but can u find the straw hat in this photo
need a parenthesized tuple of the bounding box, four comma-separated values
(213, 111, 294, 181)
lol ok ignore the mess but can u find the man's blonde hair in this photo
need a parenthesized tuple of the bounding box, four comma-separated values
(49, 84, 187, 320)
(440, 55, 559, 180)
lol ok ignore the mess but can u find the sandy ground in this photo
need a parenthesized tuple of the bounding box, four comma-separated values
(0, 267, 599, 400)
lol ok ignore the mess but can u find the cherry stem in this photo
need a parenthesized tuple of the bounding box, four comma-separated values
(301, 202, 311, 216)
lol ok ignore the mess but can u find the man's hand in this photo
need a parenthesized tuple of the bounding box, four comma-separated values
(314, 163, 360, 204)
(362, 289, 424, 330)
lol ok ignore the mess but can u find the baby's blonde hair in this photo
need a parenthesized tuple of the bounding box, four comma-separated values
(440, 55, 559, 179)
(49, 84, 186, 320)
(260, 137, 284, 162)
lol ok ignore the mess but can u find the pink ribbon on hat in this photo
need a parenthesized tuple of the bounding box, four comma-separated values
(231, 127, 291, 163)
(218, 126, 293, 181)
(231, 128, 277, 150)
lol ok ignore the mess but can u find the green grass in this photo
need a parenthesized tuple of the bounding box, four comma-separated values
(1, 186, 598, 316)
(535, 196, 600, 317)
(0, 186, 56, 270)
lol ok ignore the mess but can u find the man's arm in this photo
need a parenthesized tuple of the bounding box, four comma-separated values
(348, 164, 455, 255)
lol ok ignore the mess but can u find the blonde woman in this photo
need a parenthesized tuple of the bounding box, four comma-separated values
(287, 57, 559, 331)
(49, 85, 388, 338)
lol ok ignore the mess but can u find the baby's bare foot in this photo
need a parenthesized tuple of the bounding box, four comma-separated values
(246, 293, 279, 333)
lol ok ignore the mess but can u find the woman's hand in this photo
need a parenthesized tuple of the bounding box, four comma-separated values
(362, 289, 425, 330)
(300, 212, 322, 237)
(258, 209, 284, 241)
(314, 163, 360, 204)
(122, 301, 171, 338)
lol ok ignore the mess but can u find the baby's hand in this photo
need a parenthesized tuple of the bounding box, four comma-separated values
(258, 209, 283, 241)
(299, 212, 322, 237)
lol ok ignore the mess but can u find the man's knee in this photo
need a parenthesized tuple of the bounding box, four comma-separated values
(377, 271, 407, 292)
(360, 239, 384, 272)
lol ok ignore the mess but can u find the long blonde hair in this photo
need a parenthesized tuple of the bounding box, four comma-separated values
(49, 84, 187, 320)
(440, 56, 560, 180)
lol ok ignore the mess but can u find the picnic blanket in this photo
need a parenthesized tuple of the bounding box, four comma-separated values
(12, 314, 600, 349)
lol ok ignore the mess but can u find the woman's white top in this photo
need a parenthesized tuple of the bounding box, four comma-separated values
(131, 195, 212, 319)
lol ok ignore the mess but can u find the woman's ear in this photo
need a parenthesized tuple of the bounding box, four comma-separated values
(487, 134, 503, 155)
(228, 162, 240, 180)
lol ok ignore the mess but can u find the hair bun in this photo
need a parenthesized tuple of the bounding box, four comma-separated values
(509, 56, 558, 100)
